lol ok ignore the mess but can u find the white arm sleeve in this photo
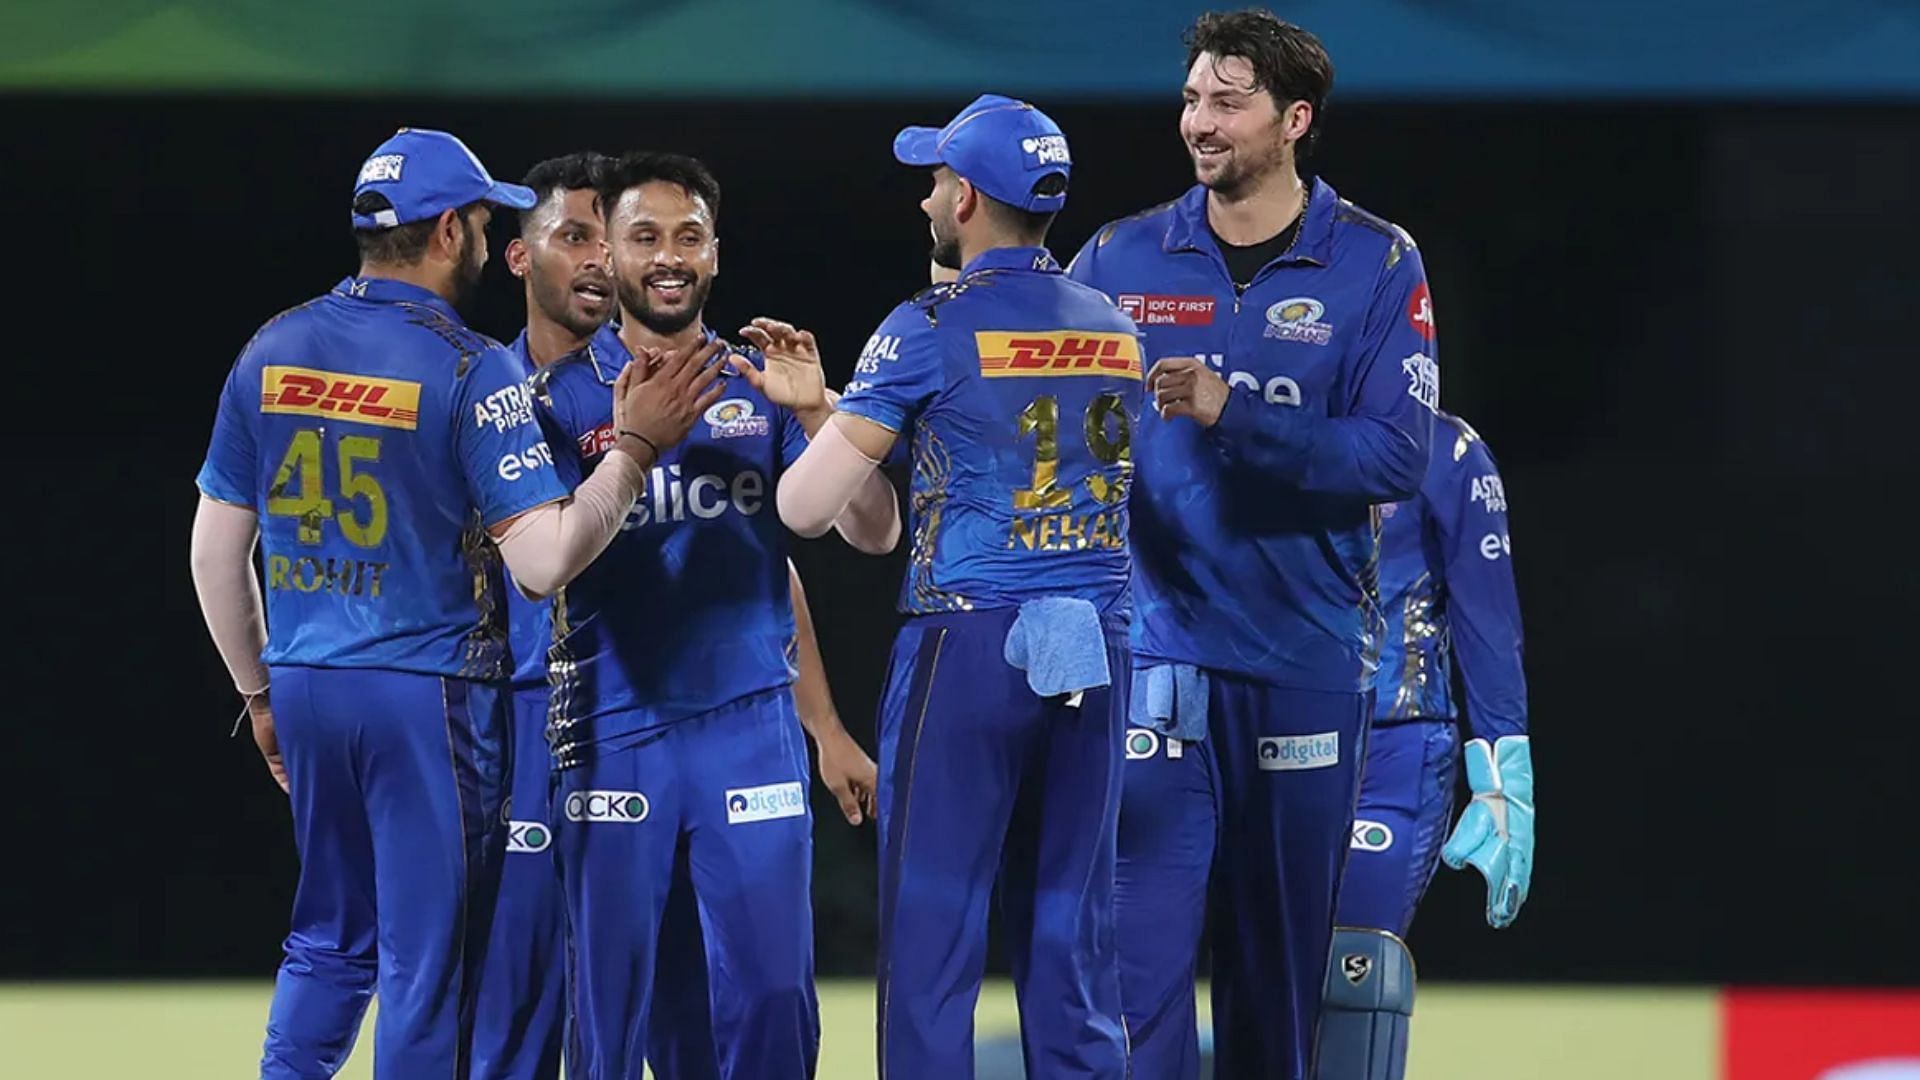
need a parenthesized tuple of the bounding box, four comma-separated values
(779, 418, 884, 540)
(493, 448, 647, 600)
(190, 495, 270, 696)
(831, 469, 901, 554)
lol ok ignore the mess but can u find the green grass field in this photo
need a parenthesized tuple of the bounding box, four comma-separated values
(0, 980, 1716, 1078)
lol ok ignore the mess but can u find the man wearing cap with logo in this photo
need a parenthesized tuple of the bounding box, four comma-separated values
(533, 150, 890, 1080)
(1064, 10, 1462, 1078)
(188, 127, 719, 1079)
(1314, 409, 1533, 1080)
(752, 95, 1138, 1078)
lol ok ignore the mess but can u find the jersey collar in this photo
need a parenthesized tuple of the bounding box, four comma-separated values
(961, 245, 1062, 277)
(332, 276, 464, 322)
(1163, 176, 1337, 269)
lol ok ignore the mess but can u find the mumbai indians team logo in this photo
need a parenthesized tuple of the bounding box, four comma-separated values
(1351, 819, 1395, 852)
(564, 790, 650, 824)
(506, 821, 552, 853)
(1264, 297, 1334, 345)
(705, 398, 769, 439)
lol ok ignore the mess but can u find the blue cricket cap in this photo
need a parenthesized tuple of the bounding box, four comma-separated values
(350, 128, 537, 230)
(893, 94, 1071, 214)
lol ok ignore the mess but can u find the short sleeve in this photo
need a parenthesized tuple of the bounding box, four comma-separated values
(835, 302, 946, 434)
(195, 355, 259, 507)
(454, 347, 572, 527)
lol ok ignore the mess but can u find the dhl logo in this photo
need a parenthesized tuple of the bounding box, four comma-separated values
(976, 332, 1142, 380)
(261, 366, 422, 430)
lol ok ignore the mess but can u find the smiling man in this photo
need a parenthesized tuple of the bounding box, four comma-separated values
(1066, 11, 1442, 1079)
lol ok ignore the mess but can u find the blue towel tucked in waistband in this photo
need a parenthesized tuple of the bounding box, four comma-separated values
(1003, 597, 1111, 699)
(1129, 663, 1210, 741)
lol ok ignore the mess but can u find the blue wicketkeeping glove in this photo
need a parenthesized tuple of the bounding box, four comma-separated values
(1441, 735, 1535, 928)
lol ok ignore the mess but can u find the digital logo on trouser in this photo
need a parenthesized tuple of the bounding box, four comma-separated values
(1256, 732, 1340, 771)
(726, 781, 807, 824)
(563, 790, 650, 823)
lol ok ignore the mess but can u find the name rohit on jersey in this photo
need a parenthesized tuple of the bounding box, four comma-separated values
(474, 384, 536, 432)
(266, 554, 390, 599)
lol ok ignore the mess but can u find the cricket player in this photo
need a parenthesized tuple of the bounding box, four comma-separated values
(1316, 412, 1534, 1080)
(540, 151, 889, 1080)
(1066, 12, 1439, 1077)
(188, 127, 719, 1079)
(756, 94, 1138, 1079)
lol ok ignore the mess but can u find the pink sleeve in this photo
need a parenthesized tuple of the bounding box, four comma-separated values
(779, 418, 889, 542)
(492, 448, 646, 599)
(190, 495, 270, 696)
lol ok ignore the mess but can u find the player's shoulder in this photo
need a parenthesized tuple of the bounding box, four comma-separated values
(1435, 412, 1499, 472)
(1328, 195, 1421, 274)
(1051, 274, 1139, 332)
(234, 292, 332, 366)
(1085, 195, 1185, 258)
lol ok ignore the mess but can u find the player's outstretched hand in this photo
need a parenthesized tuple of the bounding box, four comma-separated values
(1441, 736, 1535, 928)
(814, 726, 878, 826)
(247, 693, 290, 794)
(613, 339, 727, 462)
(733, 317, 829, 416)
(1146, 356, 1230, 427)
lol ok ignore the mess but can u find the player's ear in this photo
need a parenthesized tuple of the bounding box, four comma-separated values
(954, 177, 979, 224)
(505, 237, 530, 279)
(1282, 99, 1313, 144)
(433, 207, 464, 261)
(709, 237, 719, 280)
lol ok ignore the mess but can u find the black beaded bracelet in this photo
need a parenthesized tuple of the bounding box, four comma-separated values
(616, 429, 660, 461)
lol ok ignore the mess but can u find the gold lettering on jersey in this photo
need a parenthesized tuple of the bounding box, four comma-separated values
(266, 554, 390, 599)
(1007, 508, 1128, 552)
(261, 366, 423, 430)
(976, 332, 1143, 379)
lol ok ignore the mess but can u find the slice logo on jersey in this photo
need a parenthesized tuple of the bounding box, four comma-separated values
(623, 464, 766, 528)
(358, 154, 405, 184)
(1021, 134, 1071, 166)
(1480, 532, 1512, 561)
(1201, 352, 1304, 407)
(1471, 474, 1508, 513)
(1264, 297, 1334, 345)
(1342, 953, 1374, 986)
(725, 782, 807, 825)
(976, 331, 1143, 380)
(261, 366, 421, 430)
(1408, 281, 1436, 340)
(1402, 352, 1440, 413)
(1125, 728, 1184, 761)
(1256, 732, 1340, 771)
(506, 820, 552, 853)
(705, 398, 770, 439)
(1116, 294, 1216, 326)
(563, 790, 650, 823)
(1351, 819, 1396, 852)
(497, 441, 554, 481)
(474, 383, 536, 432)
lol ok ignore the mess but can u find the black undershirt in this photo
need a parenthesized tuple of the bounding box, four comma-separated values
(1212, 212, 1302, 290)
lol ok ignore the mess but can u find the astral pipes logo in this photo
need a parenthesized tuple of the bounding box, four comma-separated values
(1256, 733, 1339, 771)
(563, 790, 650, 823)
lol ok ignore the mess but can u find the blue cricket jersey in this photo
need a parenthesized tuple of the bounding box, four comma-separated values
(195, 276, 570, 680)
(500, 333, 590, 692)
(520, 327, 810, 759)
(836, 246, 1143, 618)
(1067, 179, 1438, 692)
(1374, 413, 1528, 741)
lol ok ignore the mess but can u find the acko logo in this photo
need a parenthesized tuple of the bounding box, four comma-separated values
(1256, 733, 1340, 771)
(506, 821, 552, 853)
(976, 332, 1142, 380)
(497, 442, 554, 481)
(1125, 728, 1184, 760)
(564, 790, 650, 823)
(1264, 297, 1334, 345)
(261, 366, 422, 431)
(726, 782, 807, 825)
(1351, 819, 1395, 851)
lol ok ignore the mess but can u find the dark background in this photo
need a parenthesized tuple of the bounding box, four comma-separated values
(3, 95, 1915, 985)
